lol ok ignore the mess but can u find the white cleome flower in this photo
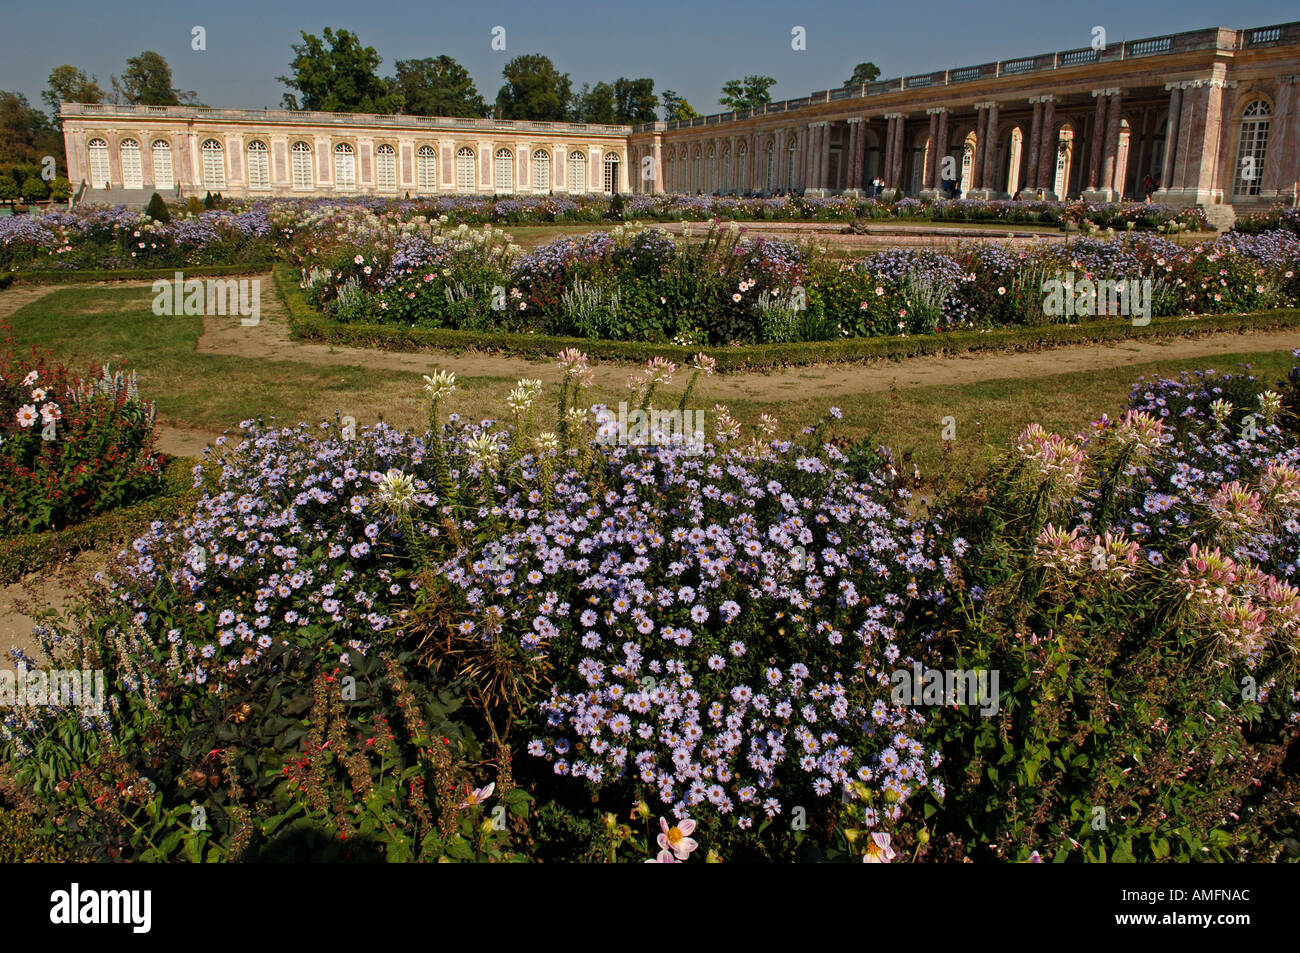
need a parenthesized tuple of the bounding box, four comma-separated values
(377, 469, 417, 513)
(423, 370, 457, 401)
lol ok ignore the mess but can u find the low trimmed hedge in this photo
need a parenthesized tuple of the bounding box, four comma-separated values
(6, 262, 274, 285)
(0, 455, 198, 585)
(274, 265, 1300, 372)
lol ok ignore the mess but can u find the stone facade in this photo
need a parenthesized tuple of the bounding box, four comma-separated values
(62, 21, 1300, 216)
(627, 21, 1300, 216)
(60, 107, 632, 201)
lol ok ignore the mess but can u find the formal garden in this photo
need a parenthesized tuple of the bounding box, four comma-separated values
(0, 195, 1298, 863)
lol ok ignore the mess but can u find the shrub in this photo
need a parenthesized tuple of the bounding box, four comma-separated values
(144, 192, 171, 223)
(0, 352, 164, 534)
(49, 177, 72, 202)
(20, 176, 48, 202)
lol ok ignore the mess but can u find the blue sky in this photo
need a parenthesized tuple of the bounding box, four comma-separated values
(1, 0, 1296, 118)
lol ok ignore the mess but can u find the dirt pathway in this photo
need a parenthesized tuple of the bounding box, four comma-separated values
(194, 278, 1300, 403)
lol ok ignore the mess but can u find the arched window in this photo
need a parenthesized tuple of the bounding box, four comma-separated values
(960, 134, 976, 194)
(119, 138, 142, 190)
(291, 141, 313, 190)
(87, 138, 110, 188)
(375, 144, 397, 192)
(764, 142, 775, 193)
(736, 144, 747, 193)
(246, 140, 270, 190)
(693, 147, 702, 192)
(1233, 99, 1271, 197)
(152, 140, 173, 189)
(721, 148, 731, 193)
(532, 149, 551, 191)
(664, 150, 674, 191)
(201, 139, 226, 190)
(603, 152, 620, 194)
(417, 145, 437, 192)
(333, 143, 356, 190)
(707, 145, 716, 193)
(678, 152, 687, 193)
(494, 148, 514, 191)
(786, 140, 797, 188)
(456, 146, 476, 191)
(567, 150, 587, 193)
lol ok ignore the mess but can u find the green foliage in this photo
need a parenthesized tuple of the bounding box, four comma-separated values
(845, 62, 882, 86)
(144, 192, 170, 222)
(43, 65, 104, 126)
(112, 51, 194, 106)
(183, 196, 205, 216)
(570, 81, 616, 124)
(660, 90, 700, 122)
(613, 78, 658, 123)
(20, 176, 47, 201)
(495, 54, 572, 121)
(0, 806, 69, 861)
(390, 56, 486, 118)
(49, 176, 72, 202)
(277, 28, 400, 113)
(719, 75, 777, 112)
(0, 177, 17, 202)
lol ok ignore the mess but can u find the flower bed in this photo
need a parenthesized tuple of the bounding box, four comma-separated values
(2, 350, 1297, 862)
(0, 349, 164, 535)
(0, 205, 274, 272)
(295, 217, 1300, 346)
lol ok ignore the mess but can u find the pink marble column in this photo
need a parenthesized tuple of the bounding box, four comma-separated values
(1101, 90, 1123, 194)
(1161, 85, 1183, 188)
(924, 111, 939, 187)
(1088, 91, 1107, 190)
(820, 124, 832, 189)
(981, 103, 999, 191)
(1037, 97, 1056, 190)
(934, 110, 948, 186)
(893, 117, 907, 189)
(972, 107, 987, 191)
(845, 121, 859, 189)
(1262, 78, 1298, 196)
(1025, 99, 1043, 192)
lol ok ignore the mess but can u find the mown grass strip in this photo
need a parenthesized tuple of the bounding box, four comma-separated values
(7, 263, 275, 285)
(274, 265, 1300, 371)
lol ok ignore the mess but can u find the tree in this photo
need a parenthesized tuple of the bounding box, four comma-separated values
(495, 54, 571, 121)
(570, 82, 616, 124)
(49, 176, 72, 202)
(660, 90, 700, 122)
(0, 177, 17, 203)
(613, 78, 658, 124)
(21, 175, 49, 202)
(43, 65, 104, 126)
(111, 52, 196, 106)
(145, 192, 171, 222)
(0, 91, 63, 167)
(719, 76, 776, 112)
(278, 28, 399, 113)
(844, 62, 882, 86)
(391, 56, 486, 117)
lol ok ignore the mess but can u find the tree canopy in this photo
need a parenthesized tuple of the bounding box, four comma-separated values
(278, 28, 399, 113)
(660, 90, 700, 122)
(845, 62, 882, 86)
(495, 54, 572, 121)
(43, 66, 104, 126)
(112, 52, 196, 106)
(719, 75, 776, 112)
(391, 56, 486, 117)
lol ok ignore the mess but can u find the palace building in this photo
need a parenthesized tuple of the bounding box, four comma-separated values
(61, 20, 1300, 225)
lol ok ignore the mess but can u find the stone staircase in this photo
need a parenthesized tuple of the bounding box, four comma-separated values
(76, 185, 179, 209)
(1200, 203, 1237, 232)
